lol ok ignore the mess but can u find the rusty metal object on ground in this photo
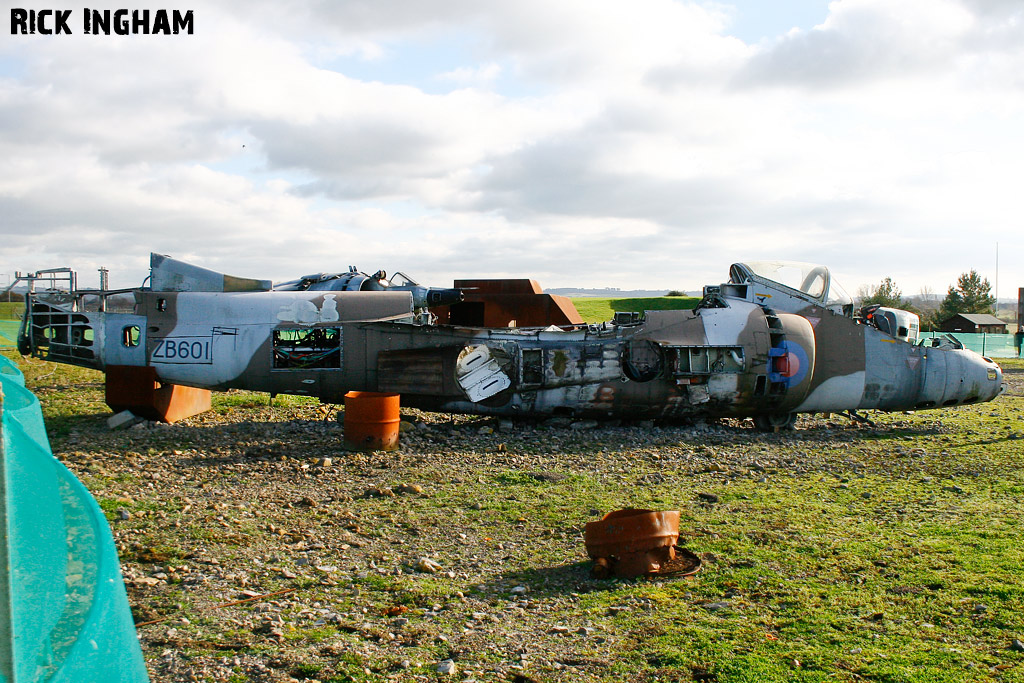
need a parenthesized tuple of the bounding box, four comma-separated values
(590, 545, 701, 579)
(658, 546, 702, 577)
(105, 364, 211, 423)
(343, 391, 400, 451)
(585, 509, 682, 578)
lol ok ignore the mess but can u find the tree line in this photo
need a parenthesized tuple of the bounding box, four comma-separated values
(858, 270, 998, 330)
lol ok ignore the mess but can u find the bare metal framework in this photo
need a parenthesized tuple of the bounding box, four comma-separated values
(2, 268, 135, 365)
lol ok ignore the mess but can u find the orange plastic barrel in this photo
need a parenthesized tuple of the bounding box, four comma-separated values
(343, 391, 400, 451)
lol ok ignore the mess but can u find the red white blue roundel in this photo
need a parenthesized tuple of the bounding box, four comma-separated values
(773, 339, 810, 388)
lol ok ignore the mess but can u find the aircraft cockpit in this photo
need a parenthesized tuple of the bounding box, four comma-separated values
(720, 260, 855, 316)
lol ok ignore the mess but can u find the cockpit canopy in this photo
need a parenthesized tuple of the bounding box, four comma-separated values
(729, 261, 854, 315)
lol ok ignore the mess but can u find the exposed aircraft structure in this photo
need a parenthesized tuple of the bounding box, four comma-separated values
(9, 255, 1004, 430)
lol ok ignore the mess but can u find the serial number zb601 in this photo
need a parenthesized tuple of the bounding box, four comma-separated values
(151, 337, 213, 364)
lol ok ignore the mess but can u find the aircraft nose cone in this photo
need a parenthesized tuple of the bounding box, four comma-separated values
(990, 360, 1005, 398)
(973, 355, 1003, 402)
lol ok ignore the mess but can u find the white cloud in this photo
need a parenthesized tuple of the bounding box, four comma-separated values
(0, 0, 1022, 297)
(736, 0, 1024, 90)
(437, 62, 502, 87)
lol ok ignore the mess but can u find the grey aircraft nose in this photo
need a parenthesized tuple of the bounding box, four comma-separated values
(952, 351, 1002, 406)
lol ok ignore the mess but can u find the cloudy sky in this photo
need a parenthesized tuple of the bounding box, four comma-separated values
(1, 0, 1021, 300)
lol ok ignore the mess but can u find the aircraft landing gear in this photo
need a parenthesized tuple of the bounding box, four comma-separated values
(754, 413, 796, 431)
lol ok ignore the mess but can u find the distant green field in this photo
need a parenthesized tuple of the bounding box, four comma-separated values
(570, 296, 699, 323)
(0, 302, 25, 347)
(0, 302, 23, 320)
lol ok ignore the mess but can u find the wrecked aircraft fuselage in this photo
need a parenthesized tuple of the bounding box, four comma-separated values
(13, 255, 1004, 428)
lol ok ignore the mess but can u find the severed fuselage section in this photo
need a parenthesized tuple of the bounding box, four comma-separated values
(15, 254, 1004, 428)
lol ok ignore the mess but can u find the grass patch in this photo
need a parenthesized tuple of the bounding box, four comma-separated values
(0, 301, 23, 320)
(6, 351, 107, 437)
(7, 345, 1024, 681)
(570, 296, 699, 323)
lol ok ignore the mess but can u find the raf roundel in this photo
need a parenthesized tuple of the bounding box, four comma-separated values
(777, 339, 810, 388)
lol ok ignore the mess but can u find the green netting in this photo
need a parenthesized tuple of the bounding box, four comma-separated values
(0, 324, 19, 350)
(0, 360, 22, 389)
(919, 332, 1022, 358)
(0, 355, 149, 683)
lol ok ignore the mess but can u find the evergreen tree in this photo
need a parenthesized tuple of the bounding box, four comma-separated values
(937, 269, 995, 320)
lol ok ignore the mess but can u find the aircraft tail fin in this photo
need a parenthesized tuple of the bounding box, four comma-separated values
(150, 253, 272, 292)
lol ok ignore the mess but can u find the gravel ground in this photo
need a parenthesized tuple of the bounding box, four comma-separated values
(1002, 363, 1024, 396)
(39, 363, 1024, 683)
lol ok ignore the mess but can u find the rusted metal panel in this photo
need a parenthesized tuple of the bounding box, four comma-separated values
(434, 279, 583, 328)
(377, 347, 461, 396)
(105, 364, 211, 423)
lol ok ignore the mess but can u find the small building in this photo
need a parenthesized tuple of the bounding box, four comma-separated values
(938, 313, 1007, 334)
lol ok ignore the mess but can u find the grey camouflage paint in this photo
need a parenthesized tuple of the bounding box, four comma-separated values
(20, 256, 1003, 425)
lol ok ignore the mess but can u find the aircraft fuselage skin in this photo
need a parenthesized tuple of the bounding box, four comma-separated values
(26, 282, 1002, 424)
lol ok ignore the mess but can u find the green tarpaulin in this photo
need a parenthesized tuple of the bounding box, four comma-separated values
(0, 355, 149, 682)
(0, 324, 19, 350)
